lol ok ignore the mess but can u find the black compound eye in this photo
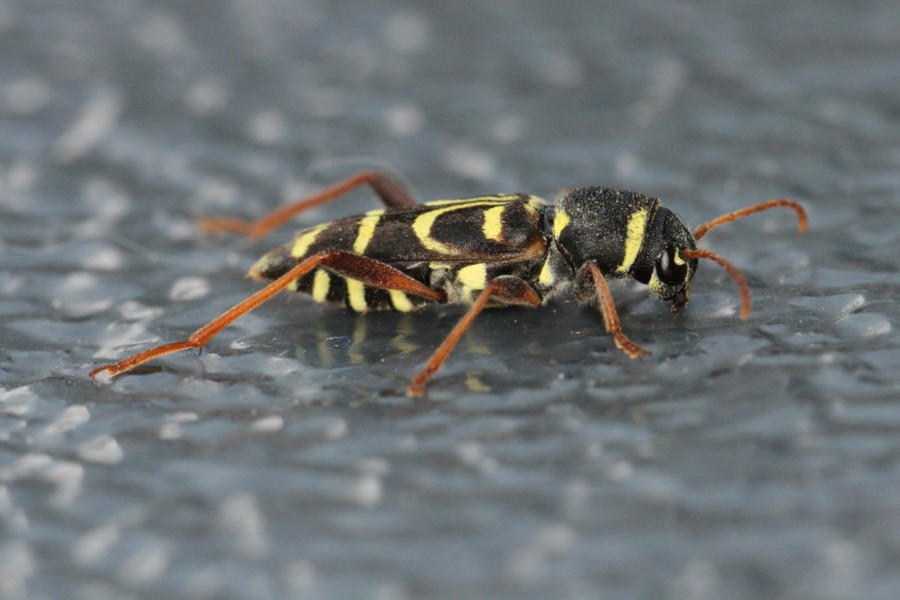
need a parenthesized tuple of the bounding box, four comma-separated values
(656, 246, 688, 286)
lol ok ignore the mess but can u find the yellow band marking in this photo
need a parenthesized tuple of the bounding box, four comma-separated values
(346, 278, 368, 313)
(353, 211, 382, 254)
(674, 249, 686, 266)
(389, 290, 415, 312)
(312, 269, 330, 304)
(553, 209, 570, 239)
(291, 223, 329, 258)
(615, 208, 649, 273)
(457, 263, 487, 291)
(412, 200, 507, 255)
(482, 205, 506, 241)
(538, 257, 555, 286)
(423, 195, 516, 207)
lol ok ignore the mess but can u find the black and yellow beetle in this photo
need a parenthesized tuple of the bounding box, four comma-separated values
(90, 170, 807, 396)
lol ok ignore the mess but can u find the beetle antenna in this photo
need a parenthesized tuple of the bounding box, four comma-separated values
(693, 199, 807, 241)
(680, 248, 751, 320)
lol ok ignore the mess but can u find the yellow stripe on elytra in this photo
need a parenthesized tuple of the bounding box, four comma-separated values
(422, 195, 516, 207)
(481, 205, 506, 241)
(291, 223, 329, 258)
(346, 278, 368, 312)
(353, 210, 383, 254)
(412, 200, 509, 255)
(312, 269, 330, 304)
(615, 208, 649, 273)
(389, 289, 415, 312)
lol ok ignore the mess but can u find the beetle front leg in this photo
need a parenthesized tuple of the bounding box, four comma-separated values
(579, 261, 649, 359)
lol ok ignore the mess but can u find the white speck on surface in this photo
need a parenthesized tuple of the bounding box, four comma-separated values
(506, 524, 575, 583)
(615, 152, 639, 178)
(81, 178, 131, 220)
(0, 386, 39, 417)
(323, 418, 348, 442)
(372, 581, 410, 600)
(283, 560, 320, 599)
(91, 322, 156, 360)
(670, 560, 717, 600)
(3, 160, 38, 196)
(53, 88, 122, 163)
(384, 10, 430, 53)
(491, 114, 525, 144)
(0, 486, 28, 534)
(41, 405, 90, 438)
(81, 246, 126, 271)
(6, 78, 50, 114)
(606, 460, 634, 481)
(455, 440, 483, 466)
(117, 541, 170, 586)
(72, 524, 120, 567)
(0, 540, 35, 600)
(835, 313, 891, 339)
(133, 8, 191, 59)
(53, 272, 114, 316)
(538, 51, 584, 88)
(187, 77, 232, 115)
(248, 109, 287, 145)
(169, 276, 210, 301)
(0, 453, 52, 480)
(349, 474, 382, 508)
(384, 104, 424, 137)
(158, 423, 182, 440)
(631, 57, 687, 127)
(45, 461, 84, 508)
(356, 457, 391, 477)
(443, 144, 497, 181)
(218, 493, 268, 560)
(77, 435, 124, 465)
(250, 415, 284, 433)
(192, 176, 240, 209)
(789, 293, 866, 315)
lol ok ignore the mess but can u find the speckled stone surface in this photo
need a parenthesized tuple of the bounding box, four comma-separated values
(2, 1, 900, 598)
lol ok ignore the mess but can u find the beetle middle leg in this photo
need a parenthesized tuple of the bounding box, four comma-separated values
(407, 276, 542, 398)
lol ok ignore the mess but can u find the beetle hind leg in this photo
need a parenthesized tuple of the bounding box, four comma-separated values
(197, 170, 418, 240)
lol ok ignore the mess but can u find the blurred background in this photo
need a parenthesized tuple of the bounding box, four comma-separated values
(2, 0, 900, 598)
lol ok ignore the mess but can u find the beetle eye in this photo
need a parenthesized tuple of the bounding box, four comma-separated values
(656, 246, 687, 286)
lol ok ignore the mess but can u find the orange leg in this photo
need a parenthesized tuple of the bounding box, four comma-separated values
(585, 262, 649, 359)
(90, 249, 445, 381)
(197, 170, 417, 240)
(407, 276, 542, 398)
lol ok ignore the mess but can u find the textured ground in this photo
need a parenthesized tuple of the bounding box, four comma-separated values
(2, 1, 900, 599)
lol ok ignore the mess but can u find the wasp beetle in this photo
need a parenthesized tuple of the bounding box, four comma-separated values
(90, 170, 807, 397)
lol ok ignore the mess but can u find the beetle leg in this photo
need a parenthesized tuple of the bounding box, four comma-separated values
(584, 261, 649, 359)
(407, 276, 542, 398)
(198, 170, 418, 239)
(90, 249, 444, 381)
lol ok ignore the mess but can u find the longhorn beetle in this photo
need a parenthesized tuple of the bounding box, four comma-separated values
(90, 170, 807, 397)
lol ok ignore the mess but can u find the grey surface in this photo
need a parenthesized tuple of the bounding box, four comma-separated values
(2, 0, 900, 598)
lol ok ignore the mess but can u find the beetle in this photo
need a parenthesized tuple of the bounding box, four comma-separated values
(89, 170, 807, 397)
